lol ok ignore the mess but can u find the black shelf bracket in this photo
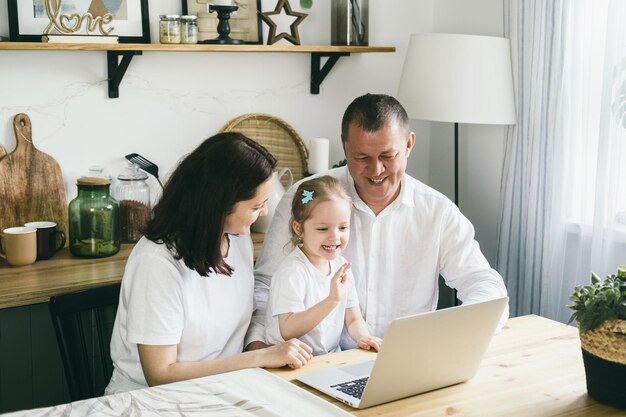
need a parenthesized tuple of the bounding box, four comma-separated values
(310, 52, 350, 94)
(107, 50, 142, 98)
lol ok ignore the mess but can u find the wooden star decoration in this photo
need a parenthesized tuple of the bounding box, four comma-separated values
(260, 0, 308, 45)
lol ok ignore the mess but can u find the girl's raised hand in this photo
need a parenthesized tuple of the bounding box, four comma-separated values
(328, 262, 351, 303)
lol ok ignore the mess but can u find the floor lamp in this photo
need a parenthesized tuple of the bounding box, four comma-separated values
(397, 33, 516, 306)
(397, 33, 516, 206)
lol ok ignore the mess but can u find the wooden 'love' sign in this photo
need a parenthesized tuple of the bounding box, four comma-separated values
(0, 114, 68, 243)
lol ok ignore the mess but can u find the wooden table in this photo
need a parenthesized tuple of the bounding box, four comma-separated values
(0, 233, 265, 309)
(5, 315, 622, 416)
(269, 315, 623, 416)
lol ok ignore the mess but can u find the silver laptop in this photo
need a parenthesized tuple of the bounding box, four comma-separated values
(296, 297, 508, 409)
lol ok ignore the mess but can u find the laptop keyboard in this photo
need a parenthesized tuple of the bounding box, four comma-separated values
(331, 377, 369, 399)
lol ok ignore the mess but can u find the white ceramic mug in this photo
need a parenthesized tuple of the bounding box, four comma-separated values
(0, 227, 37, 266)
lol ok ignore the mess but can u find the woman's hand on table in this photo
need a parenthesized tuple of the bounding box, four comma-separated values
(259, 338, 313, 369)
(357, 336, 383, 352)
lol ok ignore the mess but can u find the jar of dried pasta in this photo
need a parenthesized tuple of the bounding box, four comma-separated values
(159, 14, 181, 44)
(181, 15, 198, 44)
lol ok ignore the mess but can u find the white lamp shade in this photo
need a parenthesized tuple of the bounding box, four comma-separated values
(398, 33, 516, 125)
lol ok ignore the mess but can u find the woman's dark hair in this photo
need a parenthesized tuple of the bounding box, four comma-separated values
(145, 132, 276, 277)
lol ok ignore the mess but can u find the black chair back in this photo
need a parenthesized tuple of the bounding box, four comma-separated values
(48, 283, 121, 401)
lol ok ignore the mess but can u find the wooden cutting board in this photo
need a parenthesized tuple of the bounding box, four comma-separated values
(0, 114, 67, 239)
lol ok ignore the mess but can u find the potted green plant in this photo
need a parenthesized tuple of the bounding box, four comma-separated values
(567, 266, 626, 409)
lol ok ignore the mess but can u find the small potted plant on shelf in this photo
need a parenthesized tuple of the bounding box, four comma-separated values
(567, 265, 626, 409)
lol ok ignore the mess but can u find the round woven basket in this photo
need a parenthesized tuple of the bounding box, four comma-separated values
(220, 113, 309, 187)
(579, 319, 626, 409)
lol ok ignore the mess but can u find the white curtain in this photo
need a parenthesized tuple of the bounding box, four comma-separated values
(497, 0, 626, 321)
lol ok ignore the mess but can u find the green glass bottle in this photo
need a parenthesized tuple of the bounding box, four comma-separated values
(69, 177, 120, 258)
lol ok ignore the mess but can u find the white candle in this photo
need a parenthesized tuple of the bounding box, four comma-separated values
(307, 138, 330, 174)
(213, 0, 232, 5)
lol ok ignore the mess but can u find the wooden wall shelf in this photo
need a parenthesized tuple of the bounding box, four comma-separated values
(0, 43, 395, 97)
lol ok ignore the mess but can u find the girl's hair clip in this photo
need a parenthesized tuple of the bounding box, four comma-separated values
(301, 190, 314, 204)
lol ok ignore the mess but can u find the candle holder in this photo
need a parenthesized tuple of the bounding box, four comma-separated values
(201, 4, 245, 44)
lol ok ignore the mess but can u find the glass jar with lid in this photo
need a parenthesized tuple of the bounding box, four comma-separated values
(159, 14, 181, 44)
(69, 177, 120, 258)
(112, 163, 151, 243)
(181, 15, 198, 44)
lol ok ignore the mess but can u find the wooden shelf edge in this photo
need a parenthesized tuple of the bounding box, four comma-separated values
(0, 42, 395, 53)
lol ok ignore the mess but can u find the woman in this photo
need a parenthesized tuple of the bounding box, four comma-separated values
(106, 132, 312, 394)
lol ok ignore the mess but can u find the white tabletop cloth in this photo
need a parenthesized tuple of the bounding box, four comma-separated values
(7, 368, 352, 417)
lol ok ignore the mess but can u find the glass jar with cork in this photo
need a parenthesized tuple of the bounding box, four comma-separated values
(69, 177, 120, 258)
(112, 163, 151, 243)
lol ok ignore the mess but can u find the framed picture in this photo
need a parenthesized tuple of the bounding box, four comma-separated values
(182, 0, 262, 44)
(7, 0, 151, 43)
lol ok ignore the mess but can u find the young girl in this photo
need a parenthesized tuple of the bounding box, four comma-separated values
(265, 175, 382, 355)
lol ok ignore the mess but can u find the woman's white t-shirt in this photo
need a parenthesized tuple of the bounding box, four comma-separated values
(265, 247, 359, 356)
(106, 235, 254, 394)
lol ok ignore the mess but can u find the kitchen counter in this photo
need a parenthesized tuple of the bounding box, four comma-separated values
(0, 233, 264, 309)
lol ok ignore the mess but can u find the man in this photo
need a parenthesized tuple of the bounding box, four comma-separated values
(246, 94, 508, 349)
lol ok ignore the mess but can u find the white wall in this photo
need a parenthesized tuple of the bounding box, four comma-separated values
(0, 0, 505, 263)
(0, 0, 431, 197)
